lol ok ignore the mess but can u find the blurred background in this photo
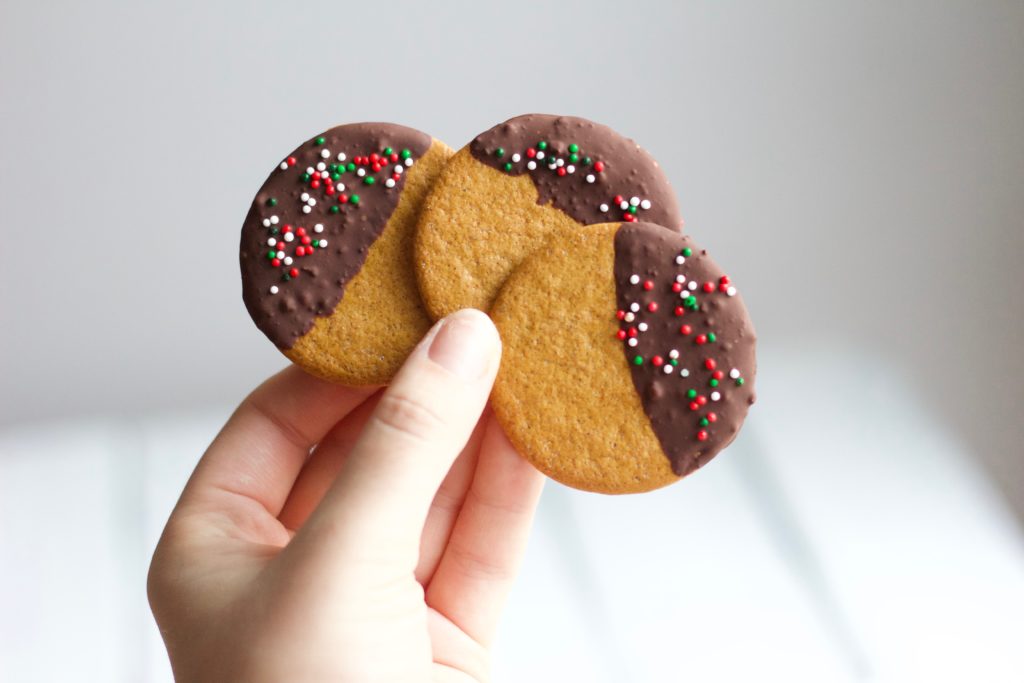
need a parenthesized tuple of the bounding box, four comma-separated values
(2, 1, 1022, 681)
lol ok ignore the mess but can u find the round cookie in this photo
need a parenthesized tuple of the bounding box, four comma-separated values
(240, 123, 452, 385)
(415, 113, 684, 319)
(490, 221, 756, 494)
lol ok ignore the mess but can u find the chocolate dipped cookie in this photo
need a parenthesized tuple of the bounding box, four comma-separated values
(240, 123, 452, 385)
(490, 221, 756, 494)
(414, 114, 683, 319)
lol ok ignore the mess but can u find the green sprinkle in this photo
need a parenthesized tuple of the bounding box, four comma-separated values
(267, 250, 275, 259)
(350, 194, 360, 205)
(687, 389, 698, 399)
(670, 358, 679, 366)
(401, 149, 411, 159)
(682, 247, 693, 257)
(495, 147, 505, 158)
(329, 163, 338, 172)
(504, 162, 513, 172)
(270, 227, 279, 235)
(709, 378, 719, 387)
(583, 156, 593, 166)
(628, 206, 638, 214)
(568, 143, 579, 153)
(331, 173, 341, 181)
(265, 197, 277, 207)
(736, 377, 745, 386)
(346, 162, 356, 172)
(301, 173, 311, 182)
(315, 136, 325, 145)
(282, 273, 291, 282)
(569, 153, 579, 163)
(329, 205, 340, 214)
(314, 240, 323, 248)
(700, 418, 709, 427)
(364, 176, 375, 185)
(633, 355, 644, 366)
(384, 147, 393, 155)
(537, 141, 548, 150)
(708, 332, 717, 343)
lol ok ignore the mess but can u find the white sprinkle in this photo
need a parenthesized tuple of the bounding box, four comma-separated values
(405, 157, 414, 167)
(279, 162, 288, 171)
(314, 223, 324, 233)
(320, 149, 330, 159)
(688, 281, 698, 290)
(629, 274, 640, 285)
(318, 239, 328, 247)
(356, 168, 366, 177)
(320, 170, 330, 179)
(663, 365, 674, 374)
(270, 215, 279, 224)
(711, 391, 721, 401)
(283, 232, 294, 242)
(527, 160, 537, 170)
(337, 183, 346, 192)
(624, 312, 635, 323)
(730, 368, 741, 379)
(567, 164, 575, 174)
(267, 238, 277, 246)
(306, 166, 315, 175)
(669, 349, 679, 359)
(316, 162, 326, 171)
(337, 152, 347, 162)
(620, 201, 630, 210)
(638, 322, 648, 332)
(394, 165, 404, 174)
(307, 198, 316, 207)
(680, 368, 690, 378)
(536, 151, 545, 160)
(556, 158, 565, 167)
(262, 218, 271, 227)
(301, 192, 310, 202)
(641, 199, 652, 210)
(586, 174, 596, 183)
(269, 285, 279, 294)
(302, 205, 311, 214)
(727, 286, 737, 296)
(284, 256, 293, 266)
(676, 274, 685, 283)
(630, 302, 640, 313)
(512, 153, 521, 162)
(675, 255, 686, 265)
(276, 250, 285, 259)
(599, 203, 609, 212)
(630, 196, 640, 206)
(628, 338, 638, 347)
(385, 178, 396, 188)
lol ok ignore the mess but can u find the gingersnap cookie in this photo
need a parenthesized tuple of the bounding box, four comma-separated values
(490, 221, 756, 494)
(240, 123, 452, 385)
(414, 113, 683, 319)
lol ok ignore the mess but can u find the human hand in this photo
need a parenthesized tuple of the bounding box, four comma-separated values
(148, 310, 545, 682)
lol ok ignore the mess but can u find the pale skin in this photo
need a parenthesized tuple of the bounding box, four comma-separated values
(148, 309, 545, 682)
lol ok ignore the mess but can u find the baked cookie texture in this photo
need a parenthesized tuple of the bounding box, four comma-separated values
(490, 222, 756, 494)
(239, 123, 452, 385)
(415, 113, 683, 319)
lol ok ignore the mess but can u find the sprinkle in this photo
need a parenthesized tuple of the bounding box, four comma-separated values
(279, 162, 288, 170)
(638, 322, 648, 332)
(663, 365, 674, 374)
(594, 161, 605, 172)
(512, 153, 521, 162)
(302, 206, 311, 214)
(730, 368, 740, 379)
(624, 312, 635, 323)
(356, 168, 366, 177)
(736, 377, 745, 386)
(316, 162, 326, 171)
(727, 286, 737, 296)
(404, 157, 414, 167)
(641, 199, 652, 210)
(630, 196, 640, 206)
(301, 192, 310, 202)
(599, 203, 609, 212)
(262, 219, 271, 227)
(629, 274, 640, 285)
(267, 237, 277, 246)
(269, 285, 279, 294)
(620, 200, 630, 210)
(536, 151, 545, 161)
(628, 338, 638, 347)
(283, 232, 294, 242)
(284, 256, 293, 266)
(630, 302, 640, 312)
(567, 165, 575, 174)
(675, 255, 686, 265)
(682, 247, 693, 257)
(680, 368, 690, 377)
(319, 239, 328, 247)
(527, 161, 537, 170)
(385, 178, 396, 188)
(401, 149, 412, 159)
(495, 147, 505, 158)
(337, 152, 347, 161)
(711, 391, 721, 401)
(587, 174, 596, 183)
(538, 141, 548, 150)
(320, 149, 330, 159)
(688, 281, 698, 290)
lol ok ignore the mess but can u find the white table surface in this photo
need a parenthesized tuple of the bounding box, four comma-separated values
(2, 350, 1022, 682)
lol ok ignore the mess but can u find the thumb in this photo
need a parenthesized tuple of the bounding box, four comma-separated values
(285, 308, 502, 574)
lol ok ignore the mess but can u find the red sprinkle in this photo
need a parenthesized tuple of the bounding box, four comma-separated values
(369, 153, 379, 163)
(696, 334, 708, 345)
(696, 395, 708, 406)
(690, 401, 700, 411)
(707, 412, 718, 423)
(720, 275, 731, 285)
(674, 306, 685, 316)
(647, 302, 658, 312)
(392, 173, 401, 181)
(643, 280, 654, 291)
(594, 161, 605, 172)
(680, 324, 693, 335)
(652, 355, 664, 367)
(697, 430, 709, 441)
(295, 246, 305, 257)
(390, 152, 399, 162)
(703, 282, 715, 293)
(526, 147, 536, 158)
(616, 330, 627, 340)
(282, 225, 292, 233)
(301, 236, 311, 245)
(705, 358, 717, 370)
(672, 282, 683, 293)
(557, 167, 567, 177)
(289, 268, 299, 278)
(339, 194, 349, 203)
(271, 258, 281, 267)
(310, 180, 320, 189)
(712, 370, 724, 380)
(628, 327, 638, 338)
(613, 194, 624, 205)
(287, 156, 297, 166)
(616, 310, 626, 320)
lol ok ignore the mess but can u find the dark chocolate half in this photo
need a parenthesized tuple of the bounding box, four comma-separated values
(240, 123, 431, 349)
(613, 222, 756, 476)
(469, 114, 682, 230)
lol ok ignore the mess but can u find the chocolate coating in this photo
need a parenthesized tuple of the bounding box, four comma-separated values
(613, 222, 756, 476)
(240, 123, 431, 349)
(469, 114, 683, 230)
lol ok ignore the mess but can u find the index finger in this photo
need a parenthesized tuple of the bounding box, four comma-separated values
(177, 364, 375, 520)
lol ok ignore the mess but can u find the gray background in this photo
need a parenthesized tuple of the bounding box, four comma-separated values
(1, 1, 1022, 517)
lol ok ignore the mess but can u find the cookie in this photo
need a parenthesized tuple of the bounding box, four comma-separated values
(414, 113, 684, 319)
(490, 221, 756, 494)
(240, 123, 452, 385)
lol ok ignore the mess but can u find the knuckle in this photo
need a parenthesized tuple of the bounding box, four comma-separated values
(373, 391, 448, 444)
